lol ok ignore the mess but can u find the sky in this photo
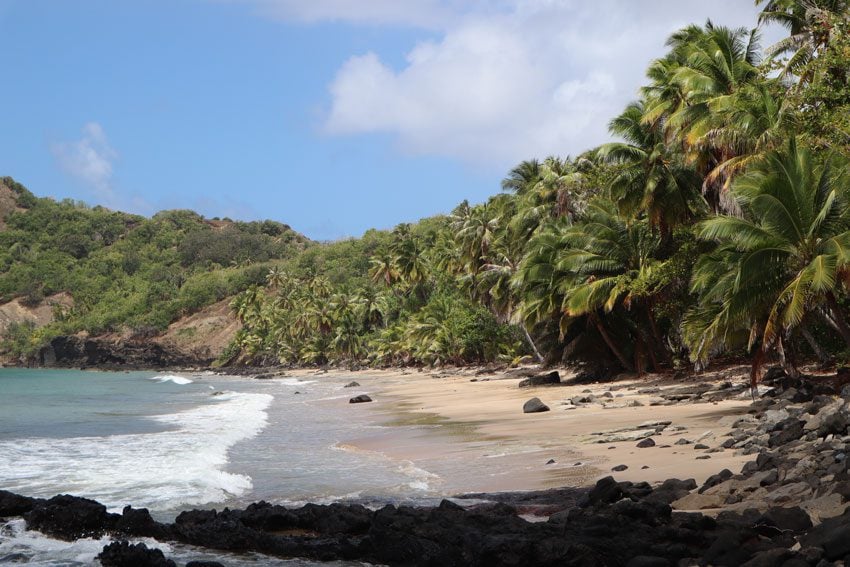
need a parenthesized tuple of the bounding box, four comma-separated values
(0, 0, 779, 240)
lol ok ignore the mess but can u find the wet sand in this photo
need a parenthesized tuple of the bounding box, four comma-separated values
(287, 366, 755, 494)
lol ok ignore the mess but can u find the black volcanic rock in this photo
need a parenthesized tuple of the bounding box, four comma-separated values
(173, 508, 262, 551)
(0, 490, 40, 517)
(518, 371, 560, 388)
(24, 494, 118, 541)
(98, 541, 176, 567)
(522, 397, 550, 413)
(114, 506, 172, 539)
(39, 335, 200, 369)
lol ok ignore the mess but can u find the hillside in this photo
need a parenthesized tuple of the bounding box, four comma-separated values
(0, 177, 310, 366)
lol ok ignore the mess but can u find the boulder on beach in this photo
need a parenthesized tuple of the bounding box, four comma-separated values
(523, 397, 550, 413)
(344, 381, 360, 388)
(518, 371, 560, 388)
(349, 394, 372, 404)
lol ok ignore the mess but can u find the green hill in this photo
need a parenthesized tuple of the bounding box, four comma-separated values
(0, 177, 310, 362)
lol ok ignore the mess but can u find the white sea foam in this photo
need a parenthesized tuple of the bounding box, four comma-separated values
(0, 519, 175, 566)
(397, 461, 440, 492)
(149, 374, 194, 385)
(0, 519, 351, 567)
(276, 378, 316, 386)
(0, 519, 109, 565)
(0, 391, 273, 512)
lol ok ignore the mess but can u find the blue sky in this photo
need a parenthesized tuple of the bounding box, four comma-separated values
(0, 1, 774, 240)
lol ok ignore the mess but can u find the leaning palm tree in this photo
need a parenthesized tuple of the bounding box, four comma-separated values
(685, 138, 850, 384)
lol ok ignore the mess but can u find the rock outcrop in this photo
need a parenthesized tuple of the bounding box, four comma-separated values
(37, 335, 200, 369)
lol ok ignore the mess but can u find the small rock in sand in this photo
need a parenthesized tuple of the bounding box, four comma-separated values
(349, 394, 373, 404)
(636, 438, 656, 448)
(611, 464, 628, 472)
(344, 381, 360, 388)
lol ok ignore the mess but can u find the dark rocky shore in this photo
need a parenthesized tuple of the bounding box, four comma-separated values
(6, 371, 850, 566)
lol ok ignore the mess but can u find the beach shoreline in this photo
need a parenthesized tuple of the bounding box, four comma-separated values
(6, 363, 850, 565)
(276, 364, 755, 492)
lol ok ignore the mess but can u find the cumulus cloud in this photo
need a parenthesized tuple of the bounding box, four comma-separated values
(51, 122, 118, 200)
(320, 0, 772, 168)
(235, 0, 779, 169)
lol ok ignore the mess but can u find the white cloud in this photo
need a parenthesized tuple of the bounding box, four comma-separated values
(319, 0, 776, 168)
(51, 122, 118, 200)
(231, 0, 782, 169)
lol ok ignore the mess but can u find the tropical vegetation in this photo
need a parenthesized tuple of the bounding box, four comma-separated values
(6, 2, 850, 381)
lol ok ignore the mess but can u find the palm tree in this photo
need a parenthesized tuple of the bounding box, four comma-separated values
(455, 204, 499, 275)
(699, 81, 793, 199)
(501, 159, 542, 195)
(640, 21, 764, 210)
(369, 253, 398, 287)
(392, 233, 428, 287)
(555, 198, 673, 372)
(685, 139, 850, 383)
(512, 219, 571, 334)
(757, 0, 849, 80)
(354, 287, 388, 330)
(265, 266, 287, 290)
(598, 101, 705, 234)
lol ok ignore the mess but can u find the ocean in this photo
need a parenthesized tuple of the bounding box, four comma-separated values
(0, 368, 446, 566)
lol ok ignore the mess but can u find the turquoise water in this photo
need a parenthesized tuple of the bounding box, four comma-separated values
(0, 367, 452, 565)
(0, 369, 200, 439)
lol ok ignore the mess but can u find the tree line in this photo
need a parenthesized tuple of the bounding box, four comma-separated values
(230, 1, 850, 382)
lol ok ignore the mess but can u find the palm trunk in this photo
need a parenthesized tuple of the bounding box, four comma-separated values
(592, 315, 634, 371)
(644, 334, 660, 373)
(801, 326, 831, 365)
(750, 346, 766, 401)
(633, 334, 648, 377)
(519, 325, 545, 364)
(561, 334, 581, 362)
(644, 303, 672, 368)
(776, 335, 800, 380)
(826, 293, 850, 349)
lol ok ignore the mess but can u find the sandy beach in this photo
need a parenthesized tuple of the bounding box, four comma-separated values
(286, 365, 756, 497)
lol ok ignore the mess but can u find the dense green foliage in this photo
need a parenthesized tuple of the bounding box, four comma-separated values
(7, 2, 850, 378)
(0, 183, 308, 358)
